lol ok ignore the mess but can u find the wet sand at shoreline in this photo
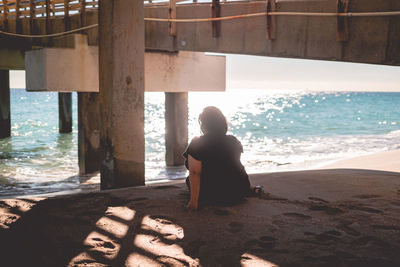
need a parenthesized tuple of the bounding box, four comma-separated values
(1, 163, 400, 266)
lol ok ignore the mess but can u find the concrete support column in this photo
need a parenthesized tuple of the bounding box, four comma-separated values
(58, 92, 72, 133)
(165, 92, 188, 166)
(78, 92, 100, 174)
(0, 70, 10, 139)
(99, 0, 145, 189)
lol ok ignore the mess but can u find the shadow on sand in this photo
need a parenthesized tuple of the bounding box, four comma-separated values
(1, 169, 400, 266)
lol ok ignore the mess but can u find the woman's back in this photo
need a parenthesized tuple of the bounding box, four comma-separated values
(184, 134, 250, 205)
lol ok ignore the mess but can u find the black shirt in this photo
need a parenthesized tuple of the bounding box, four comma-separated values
(183, 134, 250, 205)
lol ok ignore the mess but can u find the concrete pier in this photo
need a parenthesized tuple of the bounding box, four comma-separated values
(99, 0, 145, 189)
(0, 70, 10, 139)
(58, 92, 72, 133)
(78, 92, 100, 174)
(165, 92, 188, 166)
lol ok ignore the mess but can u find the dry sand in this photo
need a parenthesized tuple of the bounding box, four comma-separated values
(321, 150, 400, 173)
(1, 152, 400, 266)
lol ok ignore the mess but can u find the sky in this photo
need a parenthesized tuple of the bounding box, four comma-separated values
(10, 54, 400, 92)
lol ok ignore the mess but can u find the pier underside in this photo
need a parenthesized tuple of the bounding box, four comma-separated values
(1, 0, 400, 67)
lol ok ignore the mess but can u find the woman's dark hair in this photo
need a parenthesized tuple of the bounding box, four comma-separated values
(199, 106, 228, 135)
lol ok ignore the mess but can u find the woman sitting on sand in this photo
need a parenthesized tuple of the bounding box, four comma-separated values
(184, 106, 262, 210)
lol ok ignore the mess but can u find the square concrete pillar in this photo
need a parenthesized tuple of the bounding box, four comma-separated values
(58, 92, 72, 133)
(78, 92, 100, 174)
(0, 70, 10, 139)
(99, 0, 145, 189)
(165, 92, 188, 166)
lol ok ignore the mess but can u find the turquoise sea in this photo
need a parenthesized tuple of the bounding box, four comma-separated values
(1, 89, 400, 197)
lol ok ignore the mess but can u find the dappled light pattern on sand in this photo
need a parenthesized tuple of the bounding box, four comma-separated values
(0, 169, 400, 266)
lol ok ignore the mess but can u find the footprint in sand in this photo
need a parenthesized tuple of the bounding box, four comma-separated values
(227, 221, 244, 233)
(150, 235, 175, 245)
(324, 230, 341, 236)
(352, 194, 381, 199)
(108, 197, 132, 207)
(245, 236, 276, 252)
(390, 201, 400, 206)
(186, 240, 206, 256)
(149, 215, 176, 225)
(309, 204, 344, 215)
(153, 185, 180, 190)
(131, 197, 148, 202)
(214, 209, 230, 216)
(303, 230, 342, 242)
(314, 232, 341, 242)
(351, 236, 390, 248)
(308, 197, 329, 203)
(283, 212, 312, 220)
(371, 225, 400, 231)
(90, 237, 116, 249)
(0, 201, 11, 208)
(347, 205, 383, 214)
(338, 224, 361, 236)
(260, 193, 288, 201)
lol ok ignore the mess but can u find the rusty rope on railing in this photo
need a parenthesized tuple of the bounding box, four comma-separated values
(145, 10, 400, 22)
(0, 23, 98, 38)
(1, 10, 400, 38)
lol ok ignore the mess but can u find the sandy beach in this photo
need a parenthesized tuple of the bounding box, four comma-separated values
(0, 150, 399, 266)
(320, 150, 400, 173)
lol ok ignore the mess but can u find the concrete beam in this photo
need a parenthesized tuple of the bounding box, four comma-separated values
(25, 39, 225, 93)
(165, 92, 188, 166)
(78, 92, 100, 174)
(0, 70, 11, 139)
(99, 0, 145, 189)
(25, 35, 99, 92)
(0, 49, 25, 70)
(58, 92, 72, 133)
(145, 51, 225, 92)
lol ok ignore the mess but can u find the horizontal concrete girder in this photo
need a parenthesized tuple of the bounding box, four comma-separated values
(25, 35, 225, 92)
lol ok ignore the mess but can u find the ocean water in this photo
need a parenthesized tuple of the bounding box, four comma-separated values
(1, 89, 399, 197)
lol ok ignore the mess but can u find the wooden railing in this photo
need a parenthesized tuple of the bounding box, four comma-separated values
(0, 0, 239, 34)
(0, 0, 236, 20)
(0, 0, 250, 38)
(0, 0, 98, 19)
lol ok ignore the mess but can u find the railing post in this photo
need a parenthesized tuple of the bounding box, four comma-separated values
(64, 0, 70, 31)
(2, 0, 8, 31)
(45, 0, 50, 34)
(16, 0, 21, 33)
(212, 0, 220, 38)
(80, 0, 86, 27)
(337, 0, 349, 42)
(169, 0, 177, 36)
(266, 0, 276, 40)
(29, 0, 35, 34)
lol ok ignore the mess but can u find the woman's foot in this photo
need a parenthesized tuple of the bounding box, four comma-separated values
(249, 185, 264, 197)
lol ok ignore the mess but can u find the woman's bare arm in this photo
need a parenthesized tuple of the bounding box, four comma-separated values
(186, 155, 202, 211)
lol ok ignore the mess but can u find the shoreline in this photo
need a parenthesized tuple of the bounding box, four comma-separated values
(2, 149, 399, 200)
(317, 149, 400, 173)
